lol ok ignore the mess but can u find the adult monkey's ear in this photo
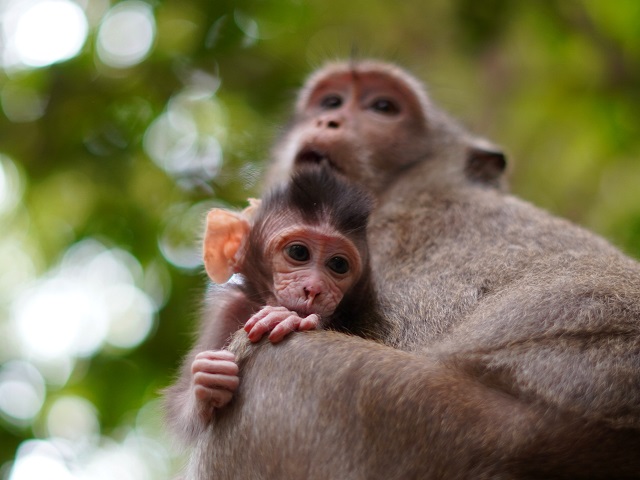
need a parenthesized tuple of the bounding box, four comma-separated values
(465, 138, 507, 187)
(203, 202, 259, 283)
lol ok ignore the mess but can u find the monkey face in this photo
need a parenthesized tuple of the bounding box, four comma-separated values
(268, 225, 362, 318)
(272, 61, 431, 195)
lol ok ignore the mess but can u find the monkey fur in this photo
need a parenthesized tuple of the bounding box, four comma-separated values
(180, 60, 640, 479)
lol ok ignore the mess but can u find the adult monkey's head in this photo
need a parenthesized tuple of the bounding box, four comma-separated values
(268, 60, 508, 196)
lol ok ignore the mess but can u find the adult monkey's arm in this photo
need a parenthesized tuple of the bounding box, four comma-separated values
(197, 331, 640, 480)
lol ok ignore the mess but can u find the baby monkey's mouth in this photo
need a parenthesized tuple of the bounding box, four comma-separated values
(280, 299, 333, 319)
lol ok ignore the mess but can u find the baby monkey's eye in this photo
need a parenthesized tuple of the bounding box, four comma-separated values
(286, 244, 310, 262)
(320, 94, 343, 109)
(327, 256, 350, 274)
(370, 98, 400, 115)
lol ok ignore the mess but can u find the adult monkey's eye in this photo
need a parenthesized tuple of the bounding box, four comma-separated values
(286, 244, 310, 262)
(320, 94, 343, 109)
(327, 256, 350, 274)
(370, 98, 400, 115)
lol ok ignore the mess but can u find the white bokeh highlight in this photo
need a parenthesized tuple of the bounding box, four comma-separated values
(96, 1, 156, 68)
(8, 403, 175, 480)
(0, 154, 23, 215)
(46, 395, 100, 443)
(8, 440, 75, 480)
(0, 361, 46, 427)
(158, 200, 221, 270)
(143, 88, 226, 187)
(1, 0, 88, 69)
(10, 239, 159, 364)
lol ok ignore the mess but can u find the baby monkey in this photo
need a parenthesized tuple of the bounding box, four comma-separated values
(165, 165, 378, 438)
(206, 164, 375, 345)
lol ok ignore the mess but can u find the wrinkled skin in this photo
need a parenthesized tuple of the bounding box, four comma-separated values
(268, 225, 362, 317)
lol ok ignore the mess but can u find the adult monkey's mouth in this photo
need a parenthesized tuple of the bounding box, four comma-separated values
(295, 147, 342, 173)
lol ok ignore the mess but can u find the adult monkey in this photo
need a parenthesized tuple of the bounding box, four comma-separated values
(189, 60, 640, 479)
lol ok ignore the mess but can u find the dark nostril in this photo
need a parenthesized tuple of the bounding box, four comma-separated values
(316, 119, 341, 129)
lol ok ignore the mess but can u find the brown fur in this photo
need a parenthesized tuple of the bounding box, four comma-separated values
(186, 60, 640, 479)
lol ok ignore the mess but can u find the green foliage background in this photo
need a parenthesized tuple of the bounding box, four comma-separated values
(1, 0, 639, 477)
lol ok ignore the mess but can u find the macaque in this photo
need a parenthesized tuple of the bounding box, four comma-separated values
(181, 60, 640, 479)
(164, 164, 380, 445)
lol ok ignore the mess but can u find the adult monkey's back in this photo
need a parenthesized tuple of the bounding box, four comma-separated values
(191, 61, 640, 479)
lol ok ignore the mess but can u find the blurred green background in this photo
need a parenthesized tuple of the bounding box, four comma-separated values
(1, 0, 639, 478)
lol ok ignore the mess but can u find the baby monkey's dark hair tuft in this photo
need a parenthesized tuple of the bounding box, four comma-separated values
(263, 164, 374, 241)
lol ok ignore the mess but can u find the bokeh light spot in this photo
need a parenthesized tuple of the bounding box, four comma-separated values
(0, 154, 24, 215)
(0, 361, 46, 426)
(14, 277, 109, 360)
(234, 10, 259, 46)
(1, 83, 48, 122)
(46, 395, 100, 442)
(9, 440, 74, 480)
(11, 0, 88, 68)
(104, 284, 155, 349)
(0, 235, 37, 300)
(10, 239, 158, 365)
(97, 1, 156, 68)
(158, 201, 219, 270)
(143, 88, 226, 188)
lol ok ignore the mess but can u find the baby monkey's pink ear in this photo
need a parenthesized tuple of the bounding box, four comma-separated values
(203, 209, 251, 283)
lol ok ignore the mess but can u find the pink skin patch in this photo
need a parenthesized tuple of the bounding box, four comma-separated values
(240, 225, 362, 343)
(272, 268, 344, 317)
(191, 349, 239, 414)
(270, 226, 361, 308)
(244, 305, 321, 343)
